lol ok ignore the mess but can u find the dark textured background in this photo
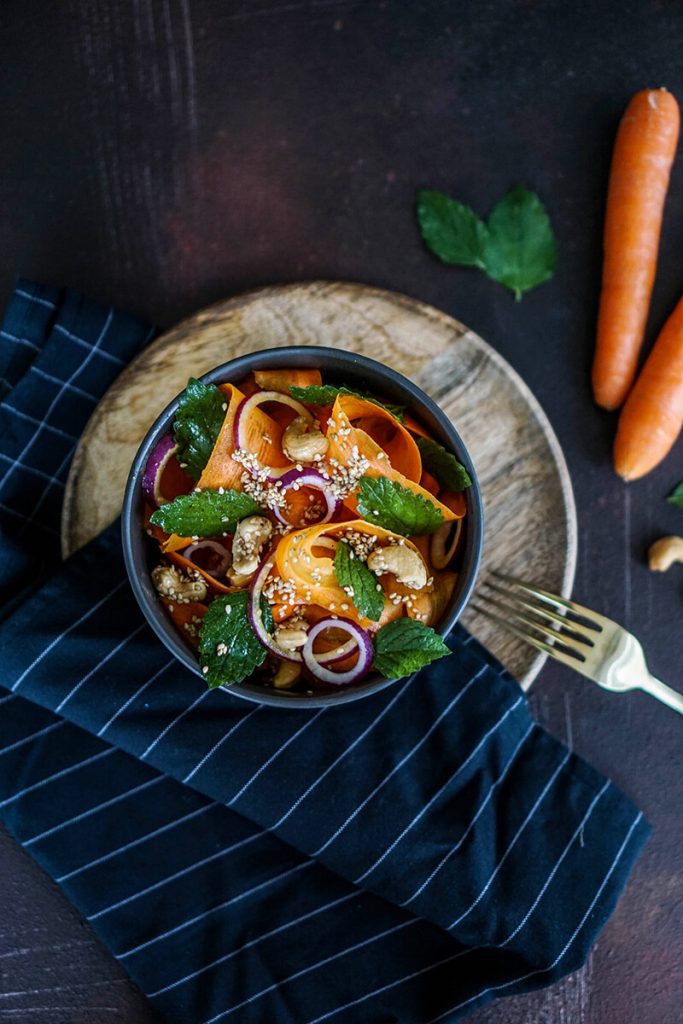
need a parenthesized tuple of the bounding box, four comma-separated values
(1, 1, 681, 1021)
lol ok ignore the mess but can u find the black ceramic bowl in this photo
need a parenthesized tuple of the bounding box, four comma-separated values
(122, 347, 483, 707)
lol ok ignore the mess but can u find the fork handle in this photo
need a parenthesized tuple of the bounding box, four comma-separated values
(639, 675, 683, 714)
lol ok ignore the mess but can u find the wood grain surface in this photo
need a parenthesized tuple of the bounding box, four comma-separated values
(62, 281, 577, 688)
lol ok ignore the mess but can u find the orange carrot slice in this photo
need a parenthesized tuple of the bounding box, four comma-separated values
(160, 597, 207, 648)
(254, 368, 322, 393)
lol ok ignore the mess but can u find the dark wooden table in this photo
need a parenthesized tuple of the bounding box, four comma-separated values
(1, 2, 681, 1021)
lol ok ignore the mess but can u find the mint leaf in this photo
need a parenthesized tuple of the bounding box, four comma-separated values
(668, 481, 683, 509)
(150, 489, 262, 536)
(290, 384, 405, 422)
(357, 476, 443, 536)
(173, 377, 226, 481)
(416, 437, 471, 491)
(198, 591, 271, 688)
(482, 186, 556, 301)
(416, 189, 488, 268)
(334, 540, 384, 621)
(373, 618, 450, 679)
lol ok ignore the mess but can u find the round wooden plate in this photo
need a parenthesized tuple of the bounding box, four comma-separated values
(62, 282, 577, 689)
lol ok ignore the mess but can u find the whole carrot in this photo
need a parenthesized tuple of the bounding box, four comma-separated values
(592, 88, 680, 411)
(614, 293, 683, 479)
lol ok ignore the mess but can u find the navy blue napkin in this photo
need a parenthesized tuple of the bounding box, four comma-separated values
(0, 280, 650, 1024)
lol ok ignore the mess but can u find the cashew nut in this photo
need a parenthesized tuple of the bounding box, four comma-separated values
(282, 416, 329, 463)
(367, 544, 427, 589)
(648, 535, 683, 572)
(152, 564, 208, 603)
(231, 515, 273, 575)
(273, 626, 308, 651)
(272, 660, 302, 689)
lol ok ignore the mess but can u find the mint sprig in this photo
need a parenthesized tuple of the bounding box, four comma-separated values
(373, 618, 450, 679)
(416, 437, 471, 492)
(198, 592, 272, 689)
(173, 377, 226, 481)
(334, 540, 384, 621)
(150, 489, 262, 536)
(357, 476, 443, 536)
(668, 481, 683, 509)
(417, 185, 556, 301)
(290, 384, 405, 422)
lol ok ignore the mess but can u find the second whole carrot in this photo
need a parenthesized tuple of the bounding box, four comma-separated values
(614, 293, 683, 480)
(592, 88, 680, 411)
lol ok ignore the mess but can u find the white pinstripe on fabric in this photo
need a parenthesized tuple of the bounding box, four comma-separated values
(17, 442, 79, 534)
(353, 694, 525, 884)
(0, 748, 117, 808)
(227, 709, 326, 806)
(0, 308, 113, 492)
(272, 677, 414, 830)
(89, 831, 286, 922)
(97, 659, 176, 737)
(0, 329, 40, 353)
(0, 693, 18, 708)
(54, 624, 148, 713)
(57, 801, 217, 882)
(14, 287, 56, 310)
(313, 667, 488, 858)
(447, 748, 572, 929)
(30, 365, 99, 403)
(147, 893, 357, 995)
(11, 580, 128, 691)
(52, 322, 125, 365)
(0, 403, 78, 442)
(141, 690, 210, 759)
(25, 776, 165, 847)
(0, 720, 66, 758)
(400, 721, 535, 907)
(182, 705, 262, 783)
(0, 499, 58, 533)
(0, 451, 65, 488)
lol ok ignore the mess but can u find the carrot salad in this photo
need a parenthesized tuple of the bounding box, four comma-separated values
(142, 368, 471, 693)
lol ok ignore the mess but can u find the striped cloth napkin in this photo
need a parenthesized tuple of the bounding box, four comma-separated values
(0, 280, 649, 1024)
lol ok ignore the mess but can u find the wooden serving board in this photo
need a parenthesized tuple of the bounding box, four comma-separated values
(62, 282, 577, 689)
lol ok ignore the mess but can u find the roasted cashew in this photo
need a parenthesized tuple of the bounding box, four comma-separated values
(282, 416, 329, 463)
(273, 626, 308, 651)
(367, 544, 427, 589)
(231, 516, 273, 576)
(272, 661, 302, 689)
(648, 536, 683, 572)
(152, 564, 208, 603)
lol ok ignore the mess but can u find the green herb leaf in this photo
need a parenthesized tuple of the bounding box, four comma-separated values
(373, 618, 450, 679)
(416, 189, 488, 268)
(150, 489, 262, 536)
(333, 540, 384, 621)
(482, 186, 556, 301)
(668, 481, 683, 509)
(290, 384, 405, 422)
(173, 377, 226, 481)
(198, 591, 272, 689)
(416, 437, 472, 491)
(356, 475, 443, 536)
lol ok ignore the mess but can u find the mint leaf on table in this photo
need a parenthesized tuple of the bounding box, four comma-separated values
(482, 186, 556, 301)
(290, 384, 405, 422)
(356, 475, 443, 536)
(198, 591, 272, 689)
(334, 540, 384, 621)
(173, 377, 226, 480)
(373, 618, 450, 679)
(668, 481, 683, 508)
(416, 184, 556, 301)
(149, 489, 262, 536)
(416, 437, 472, 491)
(416, 189, 488, 268)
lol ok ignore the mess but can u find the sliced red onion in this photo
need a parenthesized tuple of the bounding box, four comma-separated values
(142, 433, 178, 508)
(303, 618, 373, 686)
(234, 391, 312, 458)
(273, 468, 339, 526)
(430, 519, 463, 570)
(248, 557, 301, 663)
(183, 540, 231, 578)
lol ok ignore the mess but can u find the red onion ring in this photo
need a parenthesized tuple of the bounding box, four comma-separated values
(430, 518, 463, 570)
(316, 638, 359, 665)
(302, 618, 373, 686)
(234, 391, 312, 460)
(248, 557, 301, 663)
(183, 540, 231, 578)
(142, 433, 178, 508)
(272, 468, 339, 526)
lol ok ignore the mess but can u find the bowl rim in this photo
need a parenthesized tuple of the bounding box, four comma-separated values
(121, 345, 484, 707)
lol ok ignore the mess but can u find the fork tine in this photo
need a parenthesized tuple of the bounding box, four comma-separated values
(491, 572, 605, 629)
(482, 581, 598, 643)
(475, 592, 588, 659)
(470, 602, 585, 670)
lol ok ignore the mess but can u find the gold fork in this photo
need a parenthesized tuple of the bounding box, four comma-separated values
(472, 573, 683, 714)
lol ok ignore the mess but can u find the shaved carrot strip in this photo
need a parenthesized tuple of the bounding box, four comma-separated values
(329, 395, 421, 481)
(160, 597, 207, 648)
(439, 491, 467, 518)
(402, 413, 434, 440)
(166, 550, 233, 593)
(254, 368, 322, 392)
(420, 470, 439, 496)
